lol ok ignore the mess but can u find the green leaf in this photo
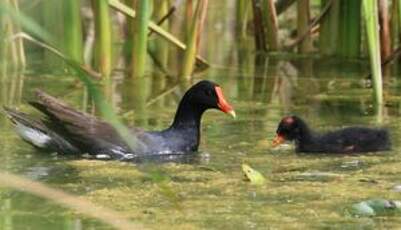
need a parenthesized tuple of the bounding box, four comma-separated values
(242, 164, 266, 185)
(351, 199, 401, 217)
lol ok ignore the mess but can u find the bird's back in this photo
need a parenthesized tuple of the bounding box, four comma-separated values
(315, 127, 391, 153)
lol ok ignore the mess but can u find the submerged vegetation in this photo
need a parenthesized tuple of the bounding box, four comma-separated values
(1, 0, 401, 229)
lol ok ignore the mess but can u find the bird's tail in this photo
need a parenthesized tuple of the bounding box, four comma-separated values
(3, 106, 80, 154)
(3, 106, 53, 149)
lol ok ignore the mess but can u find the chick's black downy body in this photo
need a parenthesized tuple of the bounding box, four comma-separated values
(273, 116, 391, 153)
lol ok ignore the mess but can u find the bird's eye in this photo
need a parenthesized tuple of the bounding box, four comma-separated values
(205, 89, 213, 96)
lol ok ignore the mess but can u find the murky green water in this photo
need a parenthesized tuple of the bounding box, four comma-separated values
(1, 1, 401, 228)
(1, 55, 401, 229)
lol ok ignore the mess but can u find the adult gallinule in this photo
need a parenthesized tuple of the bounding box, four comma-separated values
(272, 116, 391, 153)
(3, 80, 235, 159)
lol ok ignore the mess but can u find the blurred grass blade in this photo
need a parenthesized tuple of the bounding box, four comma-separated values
(363, 0, 383, 106)
(2, 5, 141, 153)
(108, 0, 209, 68)
(26, 33, 140, 153)
(0, 171, 144, 230)
(0, 2, 53, 43)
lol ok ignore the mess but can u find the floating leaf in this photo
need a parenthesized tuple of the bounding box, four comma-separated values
(351, 202, 375, 217)
(351, 199, 401, 217)
(242, 164, 266, 185)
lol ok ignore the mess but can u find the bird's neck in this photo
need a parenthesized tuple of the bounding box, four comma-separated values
(169, 99, 206, 132)
(295, 120, 314, 143)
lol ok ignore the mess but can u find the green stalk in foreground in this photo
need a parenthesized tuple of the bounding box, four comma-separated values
(363, 0, 383, 106)
(0, 171, 143, 230)
(91, 0, 112, 77)
(63, 0, 83, 63)
(131, 0, 150, 78)
(180, 0, 206, 79)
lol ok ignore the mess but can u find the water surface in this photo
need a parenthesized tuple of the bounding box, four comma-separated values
(1, 54, 401, 229)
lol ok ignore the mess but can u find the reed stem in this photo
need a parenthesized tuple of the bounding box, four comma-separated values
(131, 0, 150, 78)
(379, 0, 391, 59)
(319, 0, 339, 56)
(63, 0, 83, 63)
(263, 0, 279, 50)
(236, 0, 250, 39)
(108, 0, 209, 67)
(251, 0, 267, 51)
(180, 0, 206, 79)
(297, 0, 312, 53)
(390, 0, 399, 49)
(152, 0, 169, 68)
(363, 0, 383, 106)
(338, 0, 361, 58)
(91, 0, 112, 77)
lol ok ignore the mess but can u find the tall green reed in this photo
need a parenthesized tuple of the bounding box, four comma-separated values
(390, 0, 399, 50)
(397, 0, 401, 31)
(7, 0, 26, 69)
(251, 0, 267, 51)
(151, 0, 169, 68)
(131, 0, 150, 78)
(109, 0, 209, 68)
(63, 0, 83, 63)
(297, 0, 312, 53)
(363, 0, 383, 106)
(180, 0, 207, 79)
(319, 0, 339, 56)
(91, 0, 112, 77)
(379, 0, 391, 59)
(262, 0, 279, 51)
(338, 0, 361, 58)
(236, 0, 250, 39)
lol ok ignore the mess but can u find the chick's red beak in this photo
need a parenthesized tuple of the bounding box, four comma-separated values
(272, 134, 285, 147)
(215, 86, 236, 118)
